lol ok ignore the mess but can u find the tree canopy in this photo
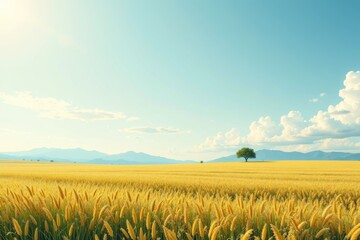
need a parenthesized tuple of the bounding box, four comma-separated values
(236, 147, 256, 162)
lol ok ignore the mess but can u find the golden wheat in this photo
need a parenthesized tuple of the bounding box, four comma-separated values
(0, 160, 358, 239)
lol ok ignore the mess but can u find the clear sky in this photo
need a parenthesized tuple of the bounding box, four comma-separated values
(1, 0, 360, 160)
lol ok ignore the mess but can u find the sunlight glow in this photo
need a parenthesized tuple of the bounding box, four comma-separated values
(0, 0, 37, 44)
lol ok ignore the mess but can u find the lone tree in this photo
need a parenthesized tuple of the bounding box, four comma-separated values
(236, 147, 256, 162)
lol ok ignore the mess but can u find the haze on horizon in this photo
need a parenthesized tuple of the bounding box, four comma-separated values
(1, 0, 360, 161)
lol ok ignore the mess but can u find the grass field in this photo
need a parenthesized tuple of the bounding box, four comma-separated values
(0, 160, 359, 239)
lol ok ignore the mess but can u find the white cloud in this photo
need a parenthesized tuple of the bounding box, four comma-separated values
(327, 71, 360, 125)
(0, 91, 136, 121)
(247, 117, 280, 144)
(320, 138, 360, 151)
(120, 127, 189, 134)
(276, 138, 360, 153)
(309, 92, 326, 103)
(245, 111, 310, 145)
(309, 98, 319, 103)
(276, 111, 308, 141)
(301, 110, 360, 139)
(196, 128, 244, 151)
(197, 71, 360, 152)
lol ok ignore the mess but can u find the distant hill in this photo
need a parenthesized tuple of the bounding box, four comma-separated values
(211, 149, 360, 162)
(2, 148, 359, 165)
(0, 153, 13, 160)
(90, 151, 194, 165)
(1, 148, 194, 164)
(5, 148, 108, 162)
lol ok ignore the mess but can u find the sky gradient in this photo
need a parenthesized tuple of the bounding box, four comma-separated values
(1, 0, 360, 160)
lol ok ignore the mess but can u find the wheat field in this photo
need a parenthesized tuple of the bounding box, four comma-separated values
(0, 160, 359, 240)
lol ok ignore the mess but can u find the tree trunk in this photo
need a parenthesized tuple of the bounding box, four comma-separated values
(245, 158, 248, 162)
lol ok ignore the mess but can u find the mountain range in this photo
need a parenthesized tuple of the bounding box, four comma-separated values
(0, 148, 359, 164)
(0, 148, 194, 164)
(211, 149, 360, 162)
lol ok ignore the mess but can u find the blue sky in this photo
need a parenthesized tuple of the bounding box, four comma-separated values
(1, 0, 360, 160)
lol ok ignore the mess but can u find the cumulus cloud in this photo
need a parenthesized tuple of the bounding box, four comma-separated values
(327, 71, 360, 124)
(197, 71, 360, 152)
(196, 128, 244, 151)
(0, 91, 136, 121)
(247, 116, 280, 143)
(301, 111, 360, 139)
(120, 127, 189, 134)
(275, 111, 308, 141)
